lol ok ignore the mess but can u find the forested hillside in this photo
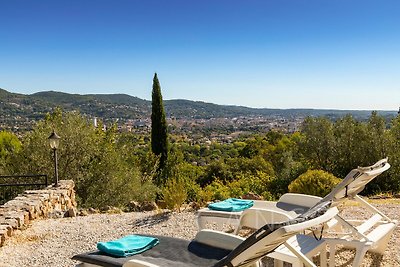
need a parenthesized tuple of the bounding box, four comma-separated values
(1, 109, 399, 208)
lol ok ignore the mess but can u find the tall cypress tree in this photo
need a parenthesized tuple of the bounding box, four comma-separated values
(151, 73, 168, 183)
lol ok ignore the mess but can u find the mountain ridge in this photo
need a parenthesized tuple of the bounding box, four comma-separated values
(0, 88, 397, 132)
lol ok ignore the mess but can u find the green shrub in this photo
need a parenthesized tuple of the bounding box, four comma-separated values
(261, 191, 274, 201)
(0, 130, 21, 174)
(227, 156, 276, 178)
(162, 176, 187, 211)
(227, 178, 249, 198)
(199, 160, 231, 186)
(288, 170, 341, 197)
(228, 171, 278, 200)
(196, 171, 278, 204)
(197, 187, 214, 205)
(203, 180, 231, 201)
(175, 162, 204, 202)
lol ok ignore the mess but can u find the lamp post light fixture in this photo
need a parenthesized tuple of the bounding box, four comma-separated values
(48, 130, 60, 186)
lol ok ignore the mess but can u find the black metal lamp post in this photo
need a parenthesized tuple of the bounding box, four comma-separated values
(48, 130, 60, 186)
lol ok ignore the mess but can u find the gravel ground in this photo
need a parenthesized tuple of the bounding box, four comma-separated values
(0, 201, 399, 267)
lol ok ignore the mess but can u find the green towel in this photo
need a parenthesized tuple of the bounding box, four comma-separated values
(97, 235, 159, 257)
(208, 198, 254, 212)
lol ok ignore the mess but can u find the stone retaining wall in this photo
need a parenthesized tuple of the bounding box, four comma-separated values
(0, 180, 76, 247)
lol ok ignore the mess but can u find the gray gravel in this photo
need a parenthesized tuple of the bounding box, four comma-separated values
(0, 202, 399, 267)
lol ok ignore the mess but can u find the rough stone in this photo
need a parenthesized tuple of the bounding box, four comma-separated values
(189, 201, 201, 211)
(0, 218, 18, 229)
(78, 209, 88, 216)
(128, 201, 141, 212)
(242, 192, 263, 200)
(4, 211, 29, 228)
(48, 210, 64, 219)
(99, 206, 113, 212)
(140, 201, 158, 211)
(0, 180, 76, 248)
(0, 232, 5, 247)
(88, 208, 99, 214)
(0, 224, 13, 237)
(156, 200, 167, 209)
(67, 207, 77, 217)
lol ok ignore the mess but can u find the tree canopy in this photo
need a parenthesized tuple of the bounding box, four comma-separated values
(151, 73, 168, 185)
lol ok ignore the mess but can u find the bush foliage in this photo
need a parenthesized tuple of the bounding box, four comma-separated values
(162, 176, 187, 211)
(288, 170, 341, 197)
(1, 109, 159, 208)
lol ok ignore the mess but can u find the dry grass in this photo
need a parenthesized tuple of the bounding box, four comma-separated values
(341, 197, 400, 207)
(368, 198, 400, 204)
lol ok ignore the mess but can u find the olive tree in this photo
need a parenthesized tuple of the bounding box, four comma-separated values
(11, 108, 157, 208)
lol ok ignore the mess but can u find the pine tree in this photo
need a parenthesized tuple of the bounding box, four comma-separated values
(151, 73, 168, 184)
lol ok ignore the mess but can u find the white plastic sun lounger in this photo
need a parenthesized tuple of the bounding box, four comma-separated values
(73, 201, 339, 267)
(266, 158, 396, 267)
(196, 158, 390, 234)
(197, 193, 321, 233)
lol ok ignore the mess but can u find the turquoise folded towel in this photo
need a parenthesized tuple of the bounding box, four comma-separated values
(97, 235, 159, 257)
(208, 198, 254, 212)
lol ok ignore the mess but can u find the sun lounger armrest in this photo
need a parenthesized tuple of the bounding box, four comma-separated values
(194, 229, 246, 250)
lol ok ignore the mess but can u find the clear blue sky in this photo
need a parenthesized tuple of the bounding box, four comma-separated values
(1, 0, 399, 110)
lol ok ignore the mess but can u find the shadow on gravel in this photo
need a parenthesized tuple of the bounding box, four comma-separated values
(131, 212, 171, 228)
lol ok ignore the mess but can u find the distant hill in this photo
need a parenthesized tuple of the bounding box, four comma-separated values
(0, 88, 397, 131)
(165, 99, 397, 121)
(31, 91, 150, 119)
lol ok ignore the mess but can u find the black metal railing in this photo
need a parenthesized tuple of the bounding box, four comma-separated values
(0, 174, 48, 205)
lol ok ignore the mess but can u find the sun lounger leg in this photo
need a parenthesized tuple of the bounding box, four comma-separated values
(329, 244, 336, 267)
(370, 226, 396, 255)
(197, 216, 206, 230)
(320, 244, 327, 267)
(273, 259, 284, 267)
(352, 247, 368, 267)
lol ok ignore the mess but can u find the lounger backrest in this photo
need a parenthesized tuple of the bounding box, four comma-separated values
(215, 201, 338, 267)
(322, 158, 389, 204)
